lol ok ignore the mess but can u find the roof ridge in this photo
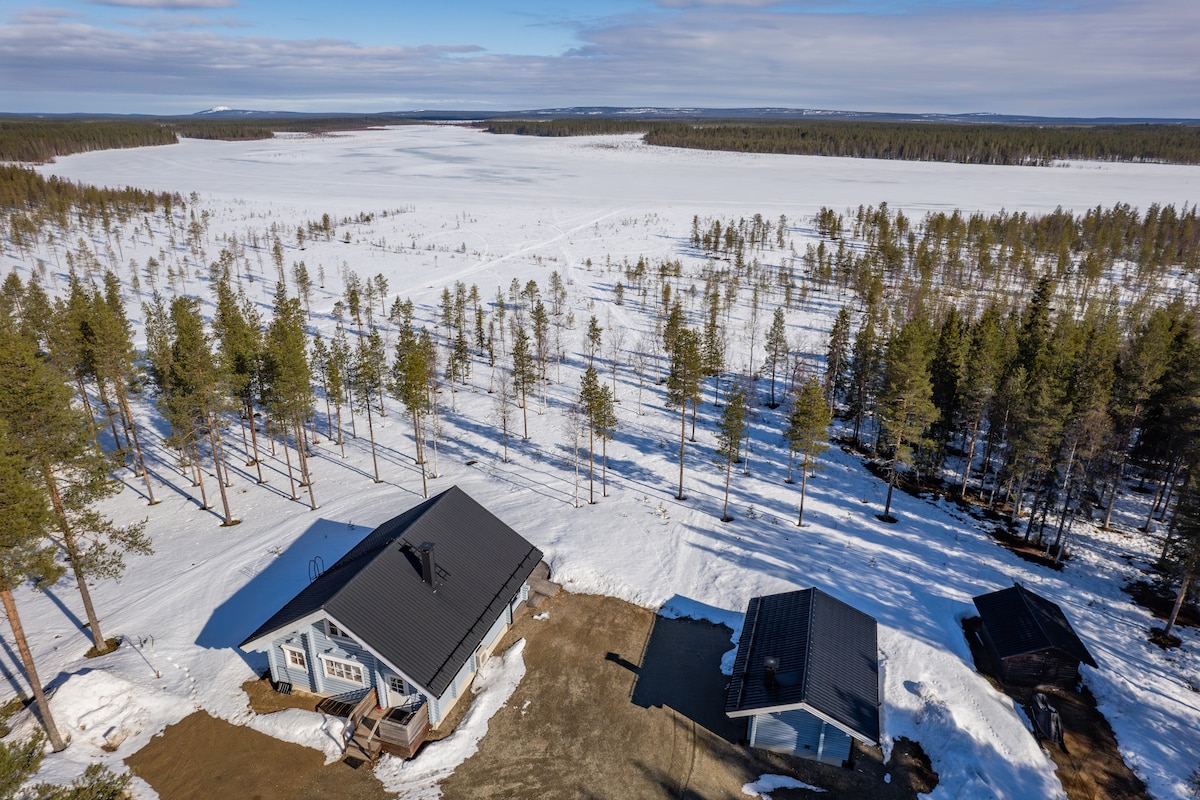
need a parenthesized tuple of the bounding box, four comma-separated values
(799, 587, 816, 704)
(1015, 583, 1055, 648)
(325, 489, 450, 608)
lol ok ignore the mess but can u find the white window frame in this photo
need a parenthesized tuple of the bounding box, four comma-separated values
(281, 644, 307, 672)
(325, 620, 353, 641)
(321, 655, 365, 685)
(388, 675, 408, 695)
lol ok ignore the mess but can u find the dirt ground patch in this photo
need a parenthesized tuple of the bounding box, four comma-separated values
(125, 712, 391, 800)
(130, 593, 933, 800)
(441, 592, 931, 800)
(962, 617, 1150, 800)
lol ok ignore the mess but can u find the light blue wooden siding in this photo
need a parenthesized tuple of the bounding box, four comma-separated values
(752, 709, 853, 765)
(427, 693, 443, 725)
(509, 583, 530, 617)
(269, 633, 316, 692)
(818, 725, 853, 765)
(481, 606, 510, 651)
(269, 619, 378, 696)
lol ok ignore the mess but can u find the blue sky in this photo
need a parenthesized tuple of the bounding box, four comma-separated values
(1, 0, 1197, 117)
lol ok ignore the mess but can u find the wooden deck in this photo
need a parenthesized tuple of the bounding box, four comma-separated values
(334, 688, 430, 764)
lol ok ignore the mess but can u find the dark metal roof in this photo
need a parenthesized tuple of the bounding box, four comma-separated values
(724, 588, 880, 744)
(972, 583, 1097, 668)
(240, 486, 542, 696)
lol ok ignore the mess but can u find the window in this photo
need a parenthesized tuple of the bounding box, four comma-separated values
(388, 676, 407, 695)
(281, 645, 307, 672)
(325, 620, 352, 640)
(322, 656, 365, 685)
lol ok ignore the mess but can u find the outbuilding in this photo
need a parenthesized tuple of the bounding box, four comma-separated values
(724, 588, 880, 766)
(972, 582, 1097, 688)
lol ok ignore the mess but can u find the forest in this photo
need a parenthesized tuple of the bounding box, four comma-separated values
(483, 118, 1200, 165)
(0, 117, 423, 164)
(2, 136, 1200, 794)
(7, 114, 1200, 167)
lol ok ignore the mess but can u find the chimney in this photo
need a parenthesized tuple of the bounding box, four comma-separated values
(763, 656, 779, 688)
(418, 542, 436, 588)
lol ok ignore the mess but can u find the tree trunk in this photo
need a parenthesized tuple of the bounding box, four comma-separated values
(42, 466, 107, 652)
(801, 450, 811, 525)
(207, 415, 235, 526)
(97, 381, 124, 456)
(413, 412, 428, 498)
(602, 433, 608, 498)
(521, 383, 529, 440)
(1162, 553, 1197, 640)
(74, 373, 100, 451)
(190, 441, 212, 510)
(721, 456, 732, 521)
(588, 426, 595, 504)
(323, 381, 334, 440)
(119, 388, 157, 505)
(246, 398, 264, 483)
(959, 415, 980, 500)
(281, 428, 298, 500)
(1142, 471, 1165, 532)
(295, 416, 318, 510)
(676, 404, 687, 500)
(1, 588, 67, 751)
(364, 395, 380, 483)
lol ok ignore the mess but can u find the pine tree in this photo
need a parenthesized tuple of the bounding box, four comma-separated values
(877, 318, 937, 521)
(824, 306, 852, 413)
(1162, 468, 1200, 640)
(512, 323, 535, 440)
(585, 315, 603, 368)
(702, 289, 725, 404)
(0, 420, 67, 751)
(0, 315, 149, 655)
(93, 271, 157, 504)
(579, 366, 601, 504)
(846, 316, 880, 447)
(786, 375, 831, 526)
(390, 319, 432, 497)
(163, 295, 238, 524)
(666, 328, 703, 500)
(764, 307, 788, 408)
(264, 283, 316, 506)
(715, 382, 746, 521)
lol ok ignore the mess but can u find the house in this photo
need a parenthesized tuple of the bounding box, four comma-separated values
(971, 582, 1097, 689)
(724, 588, 880, 766)
(239, 486, 544, 759)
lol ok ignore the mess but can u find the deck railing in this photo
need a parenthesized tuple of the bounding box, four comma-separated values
(341, 687, 378, 750)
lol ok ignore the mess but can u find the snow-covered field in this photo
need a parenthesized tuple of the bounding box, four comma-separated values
(6, 125, 1199, 799)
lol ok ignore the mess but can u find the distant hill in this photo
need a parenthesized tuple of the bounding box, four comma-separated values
(183, 106, 1200, 126)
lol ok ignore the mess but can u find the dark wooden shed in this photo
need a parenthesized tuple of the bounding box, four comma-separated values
(972, 583, 1097, 689)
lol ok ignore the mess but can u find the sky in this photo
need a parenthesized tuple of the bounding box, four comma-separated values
(1, 0, 1198, 117)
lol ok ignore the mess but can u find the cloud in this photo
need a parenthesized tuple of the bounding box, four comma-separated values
(116, 12, 250, 30)
(0, 0, 1197, 117)
(84, 0, 238, 9)
(11, 6, 80, 24)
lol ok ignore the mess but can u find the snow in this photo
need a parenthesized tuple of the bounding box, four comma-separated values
(2, 125, 1197, 799)
(742, 773, 827, 796)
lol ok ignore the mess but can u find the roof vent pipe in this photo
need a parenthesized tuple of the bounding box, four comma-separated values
(418, 542, 436, 588)
(763, 656, 779, 688)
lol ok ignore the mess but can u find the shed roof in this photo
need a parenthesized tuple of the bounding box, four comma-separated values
(972, 583, 1097, 668)
(240, 486, 542, 696)
(724, 588, 880, 745)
